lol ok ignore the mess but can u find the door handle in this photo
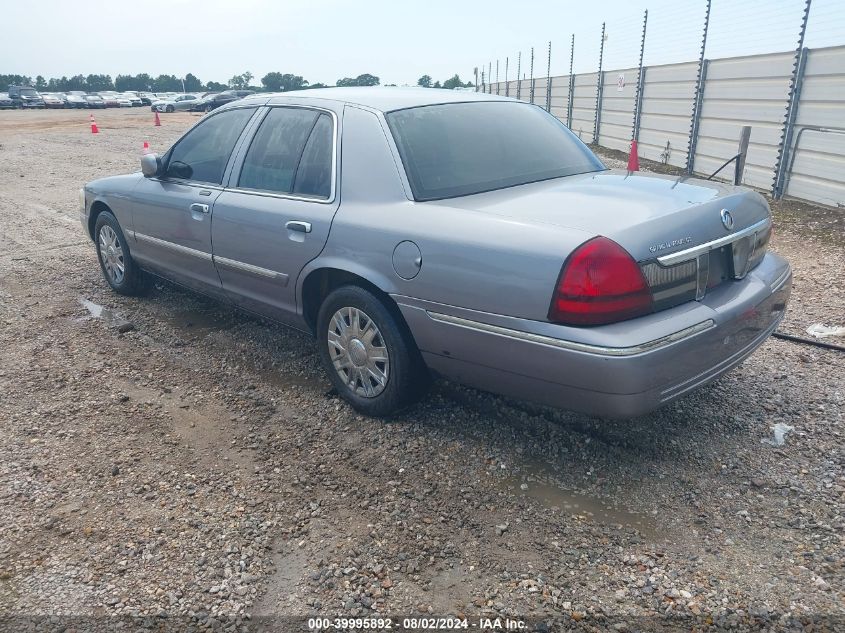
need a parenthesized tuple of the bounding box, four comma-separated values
(285, 221, 312, 233)
(190, 203, 210, 214)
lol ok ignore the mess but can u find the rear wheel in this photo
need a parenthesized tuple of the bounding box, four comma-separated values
(316, 286, 429, 417)
(166, 105, 174, 113)
(94, 211, 152, 296)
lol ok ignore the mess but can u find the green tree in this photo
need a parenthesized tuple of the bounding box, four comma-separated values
(442, 74, 464, 90)
(115, 74, 133, 91)
(85, 74, 114, 91)
(0, 74, 33, 88)
(336, 73, 379, 87)
(134, 73, 153, 91)
(183, 73, 202, 92)
(261, 72, 308, 92)
(433, 80, 441, 88)
(417, 75, 432, 88)
(205, 80, 227, 91)
(228, 71, 253, 89)
(309, 82, 328, 89)
(35, 75, 47, 89)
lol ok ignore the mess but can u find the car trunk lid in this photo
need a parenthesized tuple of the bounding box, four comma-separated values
(429, 169, 771, 263)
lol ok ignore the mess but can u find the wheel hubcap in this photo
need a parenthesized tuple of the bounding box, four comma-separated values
(327, 307, 390, 398)
(98, 225, 125, 284)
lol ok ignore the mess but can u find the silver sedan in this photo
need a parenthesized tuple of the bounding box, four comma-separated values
(153, 94, 200, 112)
(80, 89, 791, 418)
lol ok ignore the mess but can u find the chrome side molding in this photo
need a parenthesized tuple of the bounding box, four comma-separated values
(426, 311, 715, 357)
(133, 231, 213, 261)
(214, 256, 289, 284)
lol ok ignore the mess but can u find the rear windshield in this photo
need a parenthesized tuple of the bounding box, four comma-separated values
(385, 101, 604, 201)
(21, 88, 37, 95)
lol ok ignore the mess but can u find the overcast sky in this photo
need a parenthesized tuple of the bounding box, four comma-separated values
(4, 0, 842, 86)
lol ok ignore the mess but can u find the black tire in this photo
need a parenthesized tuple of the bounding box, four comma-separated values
(316, 285, 429, 417)
(166, 105, 174, 113)
(94, 211, 152, 296)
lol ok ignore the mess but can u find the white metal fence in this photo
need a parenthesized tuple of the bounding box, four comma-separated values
(487, 44, 845, 209)
(487, 46, 845, 207)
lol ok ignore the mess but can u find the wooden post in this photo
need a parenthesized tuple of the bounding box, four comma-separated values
(735, 126, 751, 185)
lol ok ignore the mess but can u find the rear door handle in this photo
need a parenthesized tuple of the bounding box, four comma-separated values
(190, 203, 210, 214)
(285, 221, 312, 233)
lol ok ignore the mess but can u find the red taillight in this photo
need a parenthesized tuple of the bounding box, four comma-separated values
(549, 236, 653, 326)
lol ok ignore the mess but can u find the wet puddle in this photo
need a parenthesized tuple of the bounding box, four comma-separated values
(78, 298, 133, 330)
(79, 298, 117, 322)
(499, 461, 658, 539)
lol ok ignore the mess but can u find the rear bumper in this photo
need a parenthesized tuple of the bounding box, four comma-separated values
(396, 252, 791, 418)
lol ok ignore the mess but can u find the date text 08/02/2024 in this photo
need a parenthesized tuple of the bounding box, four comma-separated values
(307, 616, 528, 630)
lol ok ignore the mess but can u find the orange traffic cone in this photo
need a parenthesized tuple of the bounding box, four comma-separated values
(154, 112, 161, 127)
(627, 139, 639, 171)
(142, 141, 150, 154)
(90, 113, 99, 134)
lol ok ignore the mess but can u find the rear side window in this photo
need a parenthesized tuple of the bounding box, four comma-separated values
(292, 113, 333, 199)
(386, 101, 604, 201)
(239, 107, 334, 199)
(165, 107, 255, 184)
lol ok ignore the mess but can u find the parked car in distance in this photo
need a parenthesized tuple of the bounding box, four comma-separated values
(153, 94, 200, 112)
(83, 94, 107, 109)
(65, 94, 88, 109)
(8, 85, 45, 108)
(138, 92, 155, 105)
(120, 93, 143, 107)
(196, 89, 254, 112)
(41, 93, 65, 108)
(80, 89, 792, 418)
(0, 93, 14, 109)
(97, 93, 121, 107)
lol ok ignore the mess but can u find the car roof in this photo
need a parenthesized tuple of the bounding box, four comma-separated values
(234, 87, 511, 113)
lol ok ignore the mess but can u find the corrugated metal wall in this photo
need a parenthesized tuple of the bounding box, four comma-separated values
(638, 61, 698, 169)
(785, 45, 845, 207)
(694, 51, 794, 190)
(485, 45, 845, 208)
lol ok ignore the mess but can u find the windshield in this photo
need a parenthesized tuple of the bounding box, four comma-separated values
(21, 88, 37, 96)
(386, 101, 604, 201)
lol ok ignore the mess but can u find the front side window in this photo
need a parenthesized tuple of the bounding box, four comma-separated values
(238, 107, 334, 199)
(165, 107, 255, 184)
(386, 101, 605, 201)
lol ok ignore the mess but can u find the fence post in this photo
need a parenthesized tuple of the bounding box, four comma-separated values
(516, 52, 522, 100)
(686, 0, 711, 174)
(475, 67, 479, 92)
(505, 57, 510, 96)
(488, 62, 492, 93)
(481, 69, 486, 94)
(632, 10, 648, 143)
(545, 41, 552, 112)
(735, 126, 752, 185)
(496, 60, 500, 95)
(567, 34, 575, 127)
(593, 22, 606, 143)
(687, 60, 709, 174)
(773, 0, 812, 198)
(529, 47, 535, 104)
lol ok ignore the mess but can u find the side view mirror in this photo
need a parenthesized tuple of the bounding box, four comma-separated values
(141, 153, 161, 178)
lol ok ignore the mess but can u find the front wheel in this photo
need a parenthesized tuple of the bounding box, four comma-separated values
(166, 105, 174, 113)
(316, 286, 429, 417)
(94, 211, 152, 296)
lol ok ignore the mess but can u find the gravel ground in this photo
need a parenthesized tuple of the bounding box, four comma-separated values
(0, 108, 842, 632)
